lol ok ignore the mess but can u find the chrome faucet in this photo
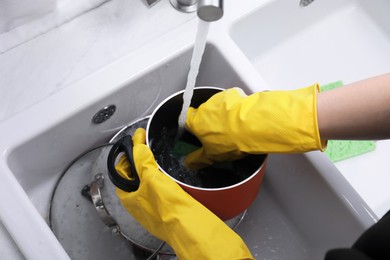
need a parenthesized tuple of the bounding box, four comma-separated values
(142, 0, 223, 21)
(170, 0, 198, 13)
(170, 0, 223, 21)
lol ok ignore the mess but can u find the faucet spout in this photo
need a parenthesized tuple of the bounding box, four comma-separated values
(169, 0, 223, 21)
(197, 0, 223, 22)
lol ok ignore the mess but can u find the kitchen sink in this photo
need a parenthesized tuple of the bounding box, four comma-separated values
(2, 42, 377, 259)
(0, 0, 383, 259)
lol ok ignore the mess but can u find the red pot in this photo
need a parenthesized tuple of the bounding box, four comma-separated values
(146, 87, 268, 220)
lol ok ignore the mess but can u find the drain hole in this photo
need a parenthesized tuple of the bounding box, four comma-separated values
(92, 105, 116, 124)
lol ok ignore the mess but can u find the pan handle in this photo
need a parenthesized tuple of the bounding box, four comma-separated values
(107, 135, 140, 192)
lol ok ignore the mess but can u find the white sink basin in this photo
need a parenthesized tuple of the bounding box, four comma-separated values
(231, 0, 390, 87)
(0, 0, 383, 259)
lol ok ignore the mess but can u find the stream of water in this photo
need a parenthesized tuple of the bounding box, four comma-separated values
(177, 20, 210, 137)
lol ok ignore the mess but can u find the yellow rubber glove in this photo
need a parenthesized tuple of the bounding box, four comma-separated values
(185, 84, 326, 169)
(116, 128, 254, 260)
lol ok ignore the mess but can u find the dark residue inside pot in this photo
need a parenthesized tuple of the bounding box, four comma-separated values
(150, 126, 264, 188)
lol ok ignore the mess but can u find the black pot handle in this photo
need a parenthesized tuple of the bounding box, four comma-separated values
(107, 135, 140, 192)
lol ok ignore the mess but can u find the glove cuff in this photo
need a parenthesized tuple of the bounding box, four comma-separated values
(233, 84, 326, 153)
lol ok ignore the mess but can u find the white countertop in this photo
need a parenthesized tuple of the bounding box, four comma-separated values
(0, 0, 194, 123)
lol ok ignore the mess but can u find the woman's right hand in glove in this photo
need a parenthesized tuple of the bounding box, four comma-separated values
(185, 85, 326, 169)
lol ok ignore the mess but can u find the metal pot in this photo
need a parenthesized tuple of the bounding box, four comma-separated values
(146, 87, 268, 220)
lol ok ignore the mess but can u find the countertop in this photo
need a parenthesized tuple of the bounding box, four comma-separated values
(0, 0, 194, 122)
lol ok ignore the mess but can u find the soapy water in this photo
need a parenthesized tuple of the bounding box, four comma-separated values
(177, 20, 210, 137)
(150, 127, 262, 188)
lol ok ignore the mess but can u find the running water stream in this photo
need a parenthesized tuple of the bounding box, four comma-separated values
(177, 20, 210, 137)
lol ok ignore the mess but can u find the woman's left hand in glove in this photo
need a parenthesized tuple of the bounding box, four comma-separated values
(115, 128, 254, 260)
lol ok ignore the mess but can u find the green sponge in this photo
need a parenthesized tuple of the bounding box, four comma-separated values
(320, 81, 376, 162)
(173, 141, 200, 156)
(320, 80, 344, 92)
(172, 130, 203, 157)
(324, 140, 376, 162)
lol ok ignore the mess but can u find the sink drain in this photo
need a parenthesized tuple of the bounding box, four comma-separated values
(92, 105, 116, 124)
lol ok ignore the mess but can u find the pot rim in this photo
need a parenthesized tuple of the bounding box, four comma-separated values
(146, 86, 268, 191)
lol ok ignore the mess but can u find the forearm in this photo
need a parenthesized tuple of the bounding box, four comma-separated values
(317, 73, 390, 140)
